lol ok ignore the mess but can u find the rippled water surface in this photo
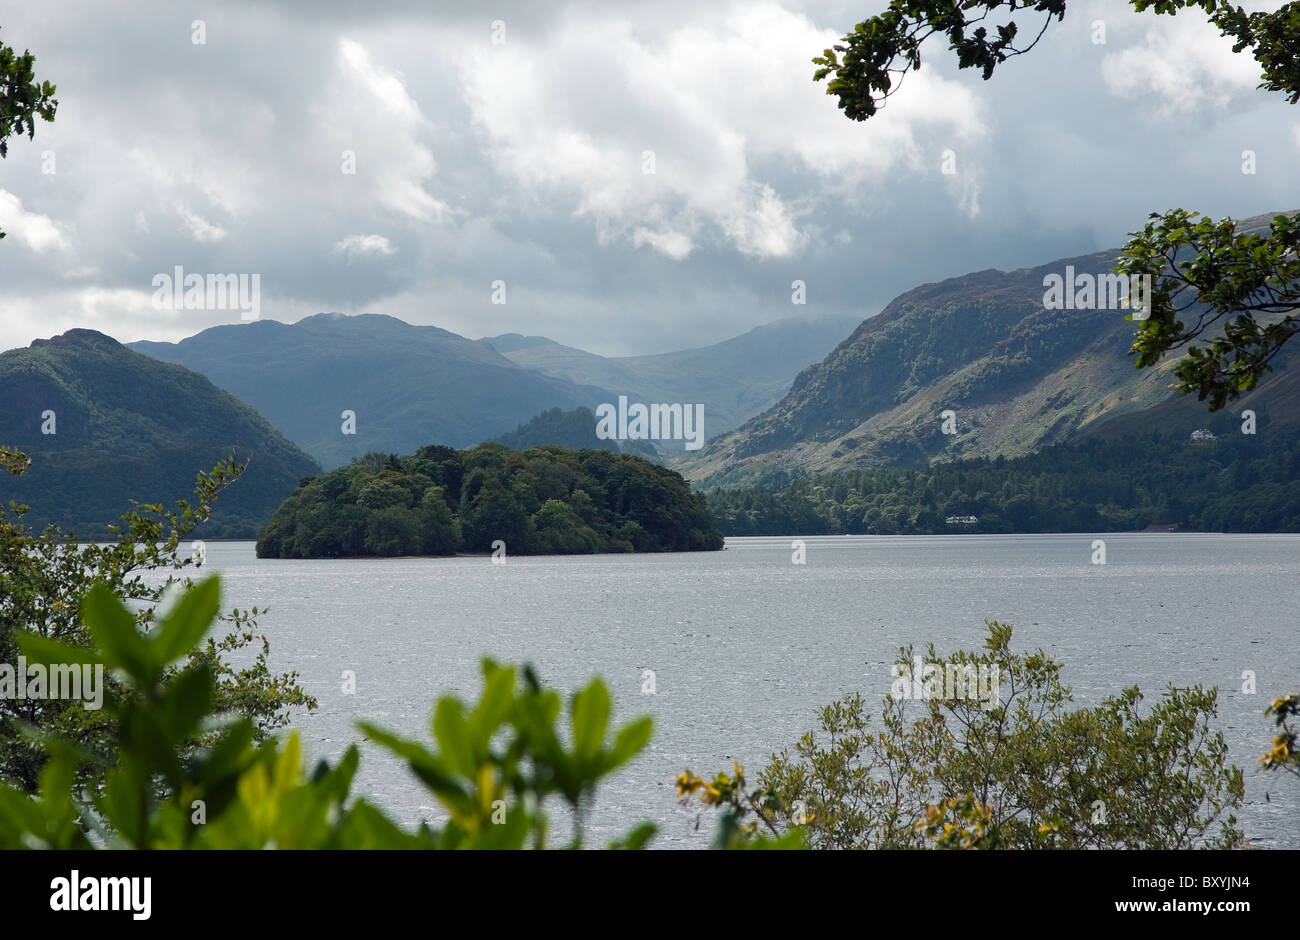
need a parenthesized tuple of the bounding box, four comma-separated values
(191, 534, 1300, 848)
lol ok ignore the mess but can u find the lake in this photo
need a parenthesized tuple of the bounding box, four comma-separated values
(187, 534, 1300, 848)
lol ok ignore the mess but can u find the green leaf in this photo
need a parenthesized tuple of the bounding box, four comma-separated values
(358, 721, 468, 808)
(100, 763, 149, 847)
(605, 716, 653, 773)
(608, 821, 657, 850)
(571, 680, 611, 763)
(154, 576, 220, 664)
(469, 663, 516, 743)
(160, 663, 213, 742)
(119, 707, 182, 785)
(82, 584, 153, 685)
(199, 719, 257, 785)
(14, 632, 101, 669)
(336, 800, 432, 849)
(431, 699, 475, 778)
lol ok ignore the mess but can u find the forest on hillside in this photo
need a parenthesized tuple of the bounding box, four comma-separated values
(705, 430, 1300, 535)
(492, 405, 658, 458)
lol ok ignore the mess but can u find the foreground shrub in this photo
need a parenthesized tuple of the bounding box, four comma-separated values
(0, 446, 313, 796)
(680, 623, 1246, 849)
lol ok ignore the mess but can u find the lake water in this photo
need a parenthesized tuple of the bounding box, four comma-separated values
(188, 534, 1300, 849)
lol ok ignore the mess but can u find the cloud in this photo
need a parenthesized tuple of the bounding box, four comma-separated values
(0, 0, 1296, 357)
(1, 286, 175, 347)
(458, 2, 986, 259)
(632, 226, 694, 260)
(332, 233, 398, 257)
(320, 39, 453, 224)
(940, 153, 983, 221)
(0, 190, 71, 253)
(177, 204, 228, 243)
(721, 183, 805, 257)
(1100, 17, 1263, 116)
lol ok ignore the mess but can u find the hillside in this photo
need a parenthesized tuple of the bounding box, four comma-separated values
(129, 313, 857, 468)
(482, 315, 861, 441)
(492, 405, 658, 459)
(131, 314, 610, 469)
(681, 211, 1300, 485)
(707, 428, 1300, 535)
(0, 329, 321, 538)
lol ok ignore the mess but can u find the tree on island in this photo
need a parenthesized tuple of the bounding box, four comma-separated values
(257, 443, 723, 559)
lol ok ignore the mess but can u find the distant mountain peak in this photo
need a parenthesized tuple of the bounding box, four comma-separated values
(480, 333, 561, 353)
(31, 328, 123, 350)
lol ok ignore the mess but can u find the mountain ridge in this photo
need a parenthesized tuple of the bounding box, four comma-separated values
(679, 211, 1300, 485)
(482, 315, 862, 442)
(129, 313, 859, 466)
(130, 313, 611, 469)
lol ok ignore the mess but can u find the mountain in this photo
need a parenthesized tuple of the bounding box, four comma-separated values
(682, 211, 1300, 485)
(130, 313, 857, 468)
(482, 316, 861, 441)
(491, 405, 658, 458)
(0, 329, 320, 537)
(131, 314, 611, 469)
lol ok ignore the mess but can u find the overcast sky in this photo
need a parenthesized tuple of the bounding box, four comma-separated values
(0, 0, 1296, 356)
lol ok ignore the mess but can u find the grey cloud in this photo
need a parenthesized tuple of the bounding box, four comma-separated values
(0, 0, 1297, 357)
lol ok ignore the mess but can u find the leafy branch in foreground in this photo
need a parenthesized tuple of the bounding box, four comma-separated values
(0, 26, 58, 240)
(1119, 210, 1300, 410)
(0, 445, 314, 794)
(681, 623, 1246, 849)
(812, 0, 1065, 121)
(812, 0, 1299, 122)
(674, 763, 806, 850)
(0, 576, 666, 849)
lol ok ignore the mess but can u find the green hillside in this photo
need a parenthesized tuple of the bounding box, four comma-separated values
(0, 329, 321, 538)
(707, 427, 1300, 535)
(491, 405, 658, 459)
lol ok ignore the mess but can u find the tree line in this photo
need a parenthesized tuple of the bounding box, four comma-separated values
(256, 442, 723, 558)
(706, 429, 1300, 535)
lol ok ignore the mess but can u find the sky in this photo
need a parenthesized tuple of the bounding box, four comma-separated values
(0, 0, 1297, 357)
